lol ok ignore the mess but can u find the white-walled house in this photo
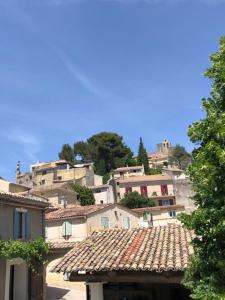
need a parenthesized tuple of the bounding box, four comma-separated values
(45, 204, 139, 243)
(90, 184, 115, 204)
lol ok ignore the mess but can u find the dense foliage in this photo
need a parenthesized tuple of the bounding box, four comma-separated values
(120, 191, 155, 209)
(179, 37, 225, 300)
(169, 144, 192, 170)
(58, 143, 74, 163)
(0, 239, 49, 271)
(59, 132, 136, 176)
(137, 137, 150, 174)
(72, 184, 95, 206)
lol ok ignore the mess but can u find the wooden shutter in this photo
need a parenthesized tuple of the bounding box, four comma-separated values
(62, 221, 66, 237)
(169, 199, 174, 205)
(123, 217, 130, 229)
(158, 200, 163, 206)
(25, 212, 30, 240)
(101, 217, 109, 229)
(13, 208, 19, 239)
(65, 221, 72, 236)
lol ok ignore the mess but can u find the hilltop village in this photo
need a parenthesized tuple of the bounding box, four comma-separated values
(0, 138, 195, 300)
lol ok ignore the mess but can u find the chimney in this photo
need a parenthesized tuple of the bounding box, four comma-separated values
(16, 161, 21, 177)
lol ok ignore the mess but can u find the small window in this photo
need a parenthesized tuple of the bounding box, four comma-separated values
(40, 179, 45, 185)
(57, 176, 62, 180)
(169, 210, 176, 218)
(42, 170, 47, 175)
(100, 200, 104, 204)
(13, 209, 29, 240)
(123, 217, 130, 229)
(101, 217, 109, 229)
(62, 220, 72, 238)
(161, 199, 170, 206)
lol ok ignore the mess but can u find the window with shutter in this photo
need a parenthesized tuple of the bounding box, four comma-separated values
(160, 185, 168, 195)
(62, 220, 72, 237)
(101, 217, 109, 229)
(123, 217, 130, 229)
(140, 186, 147, 197)
(13, 209, 29, 240)
(125, 187, 132, 194)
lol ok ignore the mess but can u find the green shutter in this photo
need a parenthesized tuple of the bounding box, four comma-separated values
(65, 221, 72, 236)
(101, 217, 109, 229)
(62, 221, 66, 237)
(123, 217, 130, 229)
(25, 212, 30, 240)
(62, 220, 72, 237)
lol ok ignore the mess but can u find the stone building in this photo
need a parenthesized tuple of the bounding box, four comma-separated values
(148, 139, 173, 168)
(16, 160, 96, 188)
(0, 192, 49, 300)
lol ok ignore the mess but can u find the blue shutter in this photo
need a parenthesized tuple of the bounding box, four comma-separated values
(13, 209, 19, 239)
(22, 212, 26, 239)
(101, 217, 109, 229)
(25, 212, 30, 240)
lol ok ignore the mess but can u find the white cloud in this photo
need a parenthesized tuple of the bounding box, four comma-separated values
(3, 129, 40, 161)
(55, 49, 108, 98)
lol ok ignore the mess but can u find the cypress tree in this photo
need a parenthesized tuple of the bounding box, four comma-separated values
(137, 137, 150, 174)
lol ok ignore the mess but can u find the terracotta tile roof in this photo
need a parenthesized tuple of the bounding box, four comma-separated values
(49, 241, 79, 250)
(0, 191, 49, 207)
(45, 204, 112, 220)
(53, 224, 194, 274)
(118, 174, 173, 184)
(114, 166, 144, 172)
(132, 204, 185, 213)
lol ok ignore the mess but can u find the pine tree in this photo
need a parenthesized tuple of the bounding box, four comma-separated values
(58, 144, 74, 163)
(137, 137, 150, 174)
(180, 37, 225, 300)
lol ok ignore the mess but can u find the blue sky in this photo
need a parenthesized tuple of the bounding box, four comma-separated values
(0, 0, 225, 181)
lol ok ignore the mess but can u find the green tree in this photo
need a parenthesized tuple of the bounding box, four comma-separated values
(179, 37, 225, 300)
(73, 132, 136, 175)
(137, 137, 150, 174)
(58, 144, 74, 163)
(72, 184, 95, 206)
(169, 144, 192, 170)
(120, 191, 155, 209)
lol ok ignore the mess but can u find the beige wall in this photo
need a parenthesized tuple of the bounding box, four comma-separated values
(0, 204, 43, 240)
(87, 205, 139, 234)
(46, 205, 139, 243)
(46, 217, 87, 243)
(119, 180, 174, 199)
(35, 189, 78, 208)
(138, 207, 184, 227)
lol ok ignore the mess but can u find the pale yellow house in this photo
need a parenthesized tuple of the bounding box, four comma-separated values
(45, 203, 139, 244)
(117, 174, 175, 206)
(0, 192, 49, 300)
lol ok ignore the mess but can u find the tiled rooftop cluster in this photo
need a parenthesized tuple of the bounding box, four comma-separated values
(53, 224, 194, 274)
(46, 204, 112, 220)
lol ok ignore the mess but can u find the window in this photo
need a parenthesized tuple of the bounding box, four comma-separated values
(143, 212, 153, 226)
(169, 210, 176, 218)
(57, 176, 62, 180)
(40, 179, 45, 185)
(101, 217, 109, 229)
(140, 186, 147, 197)
(100, 200, 104, 204)
(42, 170, 47, 175)
(62, 220, 72, 238)
(160, 184, 168, 195)
(125, 187, 132, 194)
(13, 209, 29, 240)
(123, 217, 130, 229)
